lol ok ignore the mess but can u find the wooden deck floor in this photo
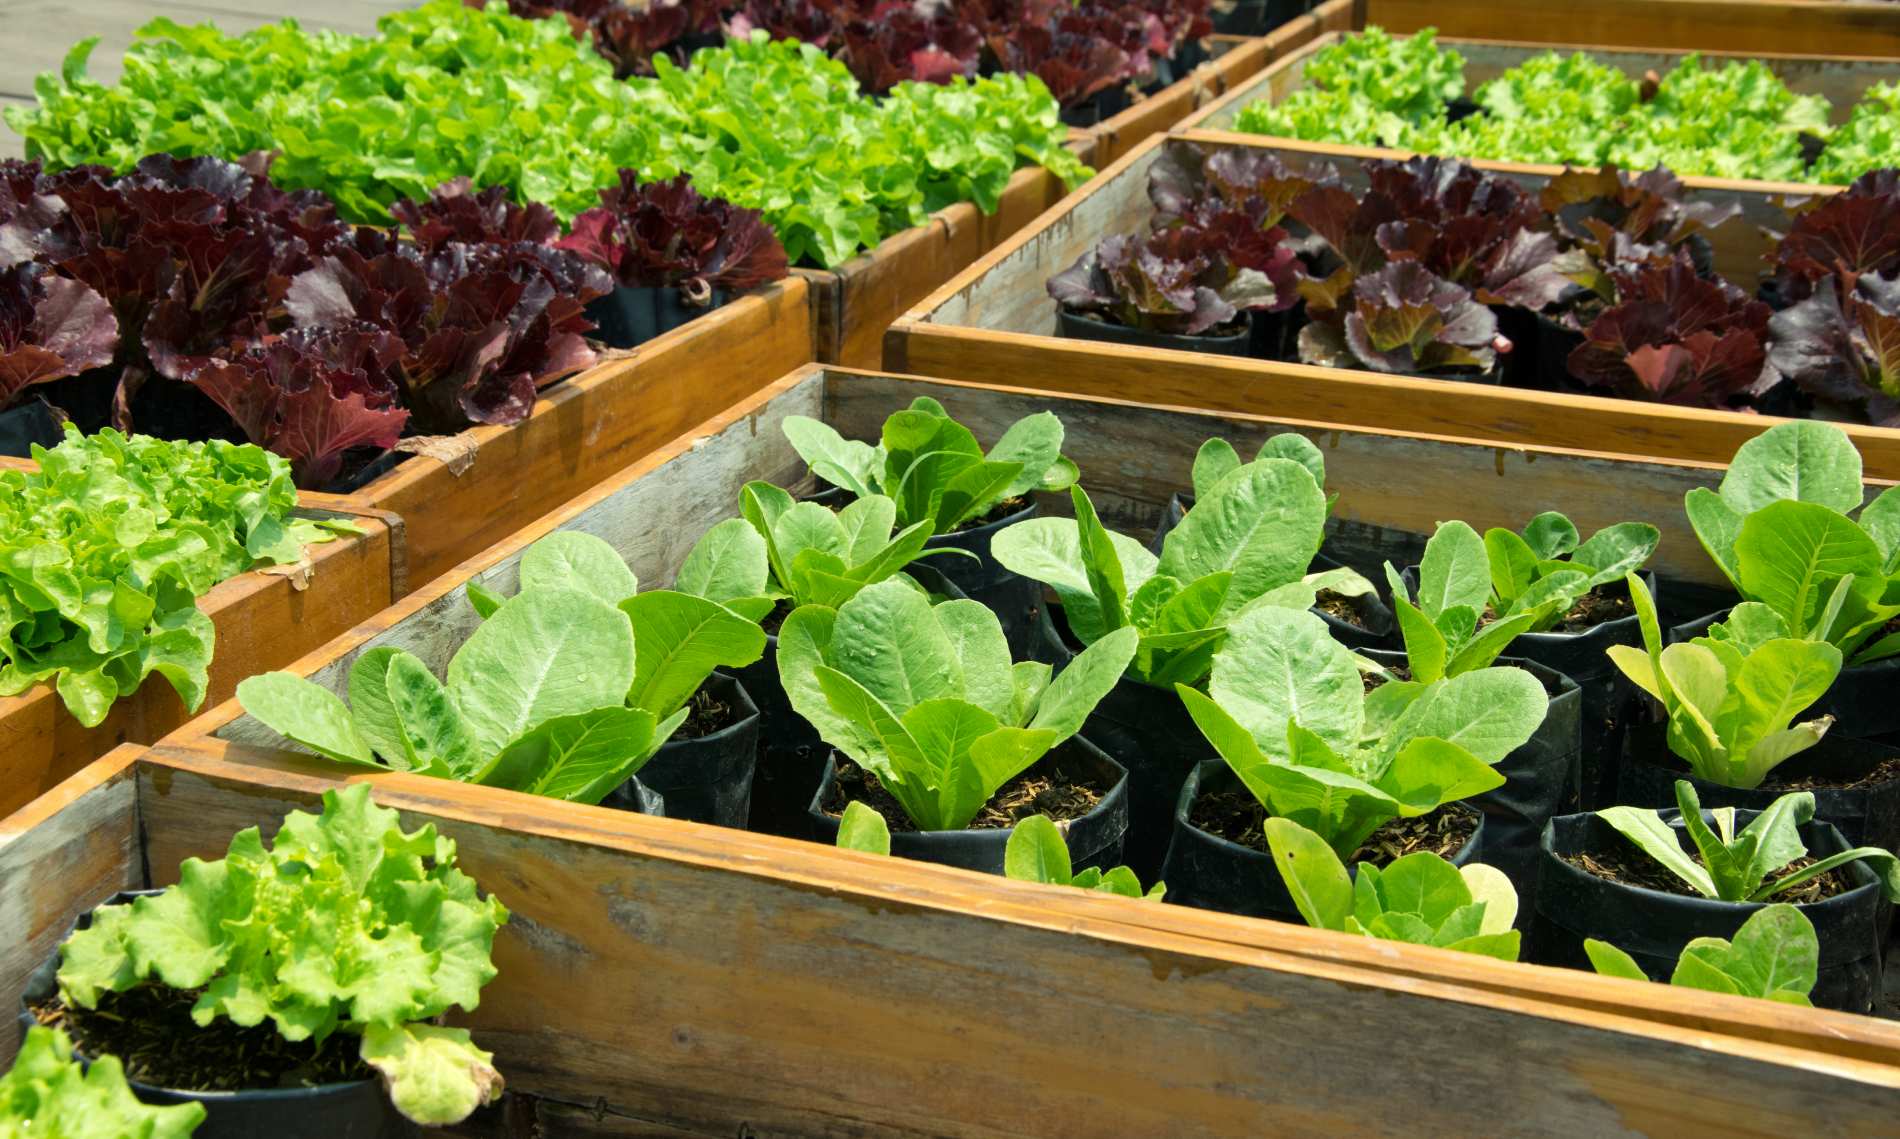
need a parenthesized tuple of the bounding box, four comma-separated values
(1, 0, 411, 161)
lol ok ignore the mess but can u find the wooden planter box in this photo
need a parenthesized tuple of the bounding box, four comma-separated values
(26, 358, 1900, 1131)
(1175, 31, 1900, 202)
(884, 131, 1900, 479)
(0, 488, 400, 824)
(1366, 0, 1900, 59)
(336, 277, 813, 589)
(1081, 0, 1361, 169)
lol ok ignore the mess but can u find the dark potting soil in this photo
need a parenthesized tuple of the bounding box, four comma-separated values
(1189, 791, 1479, 866)
(1479, 586, 1632, 635)
(1767, 753, 1900, 793)
(761, 600, 792, 637)
(1315, 590, 1369, 629)
(1561, 845, 1852, 904)
(1362, 663, 1413, 692)
(31, 987, 370, 1092)
(824, 758, 1105, 833)
(673, 684, 736, 741)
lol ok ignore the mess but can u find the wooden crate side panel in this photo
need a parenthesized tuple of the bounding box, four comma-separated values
(134, 747, 1900, 1139)
(0, 747, 142, 1069)
(893, 324, 1900, 482)
(0, 513, 396, 819)
(203, 374, 824, 751)
(808, 166, 1071, 368)
(353, 279, 812, 587)
(1366, 0, 1900, 59)
(822, 371, 1734, 586)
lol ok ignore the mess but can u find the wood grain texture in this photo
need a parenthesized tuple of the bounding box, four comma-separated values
(0, 745, 142, 1070)
(343, 278, 812, 589)
(180, 369, 825, 751)
(798, 164, 1073, 368)
(0, 505, 397, 821)
(885, 132, 1900, 479)
(134, 743, 1900, 1139)
(1367, 0, 1900, 61)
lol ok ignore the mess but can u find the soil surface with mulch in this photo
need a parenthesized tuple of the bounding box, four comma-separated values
(1478, 586, 1634, 635)
(673, 684, 738, 741)
(824, 756, 1106, 833)
(1190, 791, 1480, 868)
(32, 987, 370, 1092)
(1315, 589, 1371, 629)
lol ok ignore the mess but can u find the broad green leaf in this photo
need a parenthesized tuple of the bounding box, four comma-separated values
(958, 724, 1059, 829)
(935, 599, 1016, 718)
(1584, 938, 1650, 981)
(1719, 421, 1864, 515)
(676, 518, 770, 604)
(1443, 610, 1541, 675)
(360, 1022, 503, 1126)
(347, 647, 414, 767)
(836, 495, 900, 564)
(465, 582, 505, 619)
(1255, 433, 1327, 489)
(1179, 684, 1275, 777)
(773, 502, 852, 570)
(1416, 521, 1490, 620)
(836, 800, 892, 855)
(781, 416, 880, 499)
(1191, 438, 1241, 500)
(1685, 487, 1746, 589)
(813, 666, 935, 821)
(385, 653, 481, 778)
(1720, 638, 1842, 787)
(826, 578, 961, 710)
(1484, 527, 1539, 608)
(1459, 863, 1519, 934)
(987, 411, 1068, 500)
(1522, 511, 1580, 560)
(445, 587, 638, 755)
(1379, 737, 1507, 812)
(1598, 806, 1718, 897)
(1859, 485, 1900, 571)
(623, 590, 768, 720)
(1571, 523, 1661, 587)
(1028, 626, 1137, 740)
(1156, 458, 1326, 604)
(1264, 817, 1353, 931)
(777, 605, 876, 764)
(1072, 485, 1131, 634)
(1375, 850, 1473, 926)
(1209, 606, 1363, 758)
(237, 672, 378, 767)
(1389, 592, 1449, 684)
(991, 515, 1156, 645)
(1381, 666, 1547, 765)
(1004, 814, 1074, 885)
(518, 531, 637, 605)
(1734, 501, 1884, 636)
(485, 706, 661, 805)
(935, 459, 1024, 533)
(1693, 904, 1818, 1002)
(1, 1025, 206, 1137)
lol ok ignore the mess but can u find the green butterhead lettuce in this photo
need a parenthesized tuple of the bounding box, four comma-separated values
(0, 426, 341, 727)
(55, 784, 509, 1126)
(780, 577, 1137, 830)
(782, 396, 1078, 535)
(0, 1026, 204, 1138)
(1178, 605, 1547, 859)
(1264, 817, 1520, 960)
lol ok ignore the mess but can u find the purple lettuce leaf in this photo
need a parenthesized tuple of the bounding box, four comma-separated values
(1299, 261, 1501, 376)
(1567, 256, 1772, 407)
(1766, 271, 1900, 425)
(0, 263, 117, 407)
(392, 177, 562, 252)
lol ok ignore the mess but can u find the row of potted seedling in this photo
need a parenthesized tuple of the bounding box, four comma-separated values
(9, 401, 1900, 1132)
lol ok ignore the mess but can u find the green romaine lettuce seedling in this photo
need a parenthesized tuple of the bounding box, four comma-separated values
(1597, 779, 1900, 904)
(1387, 512, 1656, 680)
(0, 426, 344, 728)
(1263, 817, 1520, 960)
(1686, 420, 1900, 664)
(780, 578, 1137, 830)
(1608, 573, 1842, 789)
(239, 532, 763, 802)
(992, 434, 1370, 689)
(1585, 904, 1819, 1005)
(782, 397, 1078, 536)
(1176, 606, 1547, 860)
(56, 784, 509, 1126)
(1, 1025, 205, 1138)
(836, 804, 1163, 898)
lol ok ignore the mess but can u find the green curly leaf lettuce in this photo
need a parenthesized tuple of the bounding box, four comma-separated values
(0, 1026, 204, 1138)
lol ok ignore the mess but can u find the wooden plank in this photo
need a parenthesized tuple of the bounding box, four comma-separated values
(134, 743, 1900, 1138)
(177, 368, 825, 752)
(1367, 0, 1900, 62)
(0, 745, 143, 1070)
(820, 370, 1740, 587)
(798, 164, 1074, 369)
(0, 502, 398, 821)
(343, 277, 812, 589)
(885, 132, 1900, 480)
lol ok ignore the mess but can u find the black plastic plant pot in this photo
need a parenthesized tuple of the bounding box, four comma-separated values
(19, 892, 415, 1138)
(1150, 493, 1397, 650)
(923, 498, 1042, 657)
(1615, 721, 1900, 854)
(0, 398, 64, 457)
(583, 284, 732, 350)
(1670, 607, 1900, 741)
(804, 737, 1130, 875)
(1360, 649, 1581, 913)
(1032, 601, 1216, 881)
(1211, 0, 1304, 36)
(1159, 761, 1486, 922)
(743, 562, 966, 840)
(601, 776, 666, 816)
(1055, 306, 1254, 357)
(1398, 565, 1659, 811)
(608, 673, 757, 827)
(1531, 811, 1885, 1012)
(1059, 84, 1133, 129)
